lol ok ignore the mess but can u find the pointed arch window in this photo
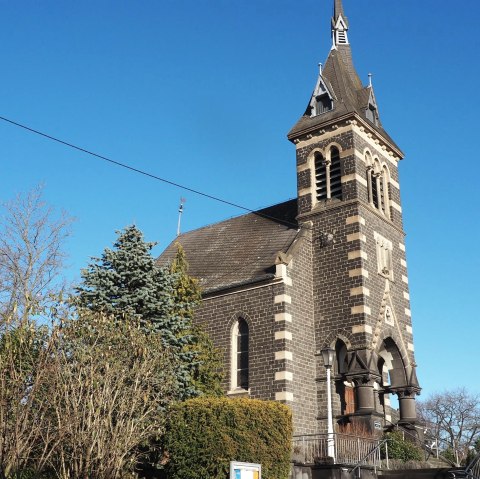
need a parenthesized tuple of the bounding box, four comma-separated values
(315, 152, 327, 201)
(381, 166, 390, 218)
(368, 158, 390, 218)
(231, 318, 249, 391)
(330, 147, 342, 199)
(314, 147, 343, 202)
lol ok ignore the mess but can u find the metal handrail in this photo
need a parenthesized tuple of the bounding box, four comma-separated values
(450, 450, 480, 479)
(386, 419, 456, 466)
(349, 438, 389, 478)
(466, 451, 480, 479)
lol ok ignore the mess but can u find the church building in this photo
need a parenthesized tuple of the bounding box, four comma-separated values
(160, 0, 420, 436)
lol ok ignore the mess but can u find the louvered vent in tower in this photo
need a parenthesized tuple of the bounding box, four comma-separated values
(330, 147, 342, 199)
(315, 153, 327, 201)
(337, 30, 347, 44)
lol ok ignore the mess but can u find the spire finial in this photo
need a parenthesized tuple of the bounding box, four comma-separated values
(319, 63, 323, 75)
(332, 0, 349, 47)
(368, 73, 373, 87)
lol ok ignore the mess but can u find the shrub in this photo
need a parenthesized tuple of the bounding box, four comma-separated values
(383, 431, 423, 462)
(164, 397, 292, 479)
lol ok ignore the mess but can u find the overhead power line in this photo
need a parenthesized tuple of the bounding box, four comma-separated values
(0, 115, 303, 231)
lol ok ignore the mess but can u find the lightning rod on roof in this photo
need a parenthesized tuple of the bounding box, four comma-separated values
(177, 197, 186, 237)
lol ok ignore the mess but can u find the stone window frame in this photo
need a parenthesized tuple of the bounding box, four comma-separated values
(228, 315, 250, 394)
(374, 231, 394, 281)
(310, 142, 343, 205)
(365, 149, 391, 219)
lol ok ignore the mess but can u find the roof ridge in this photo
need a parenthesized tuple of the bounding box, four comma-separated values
(175, 198, 298, 240)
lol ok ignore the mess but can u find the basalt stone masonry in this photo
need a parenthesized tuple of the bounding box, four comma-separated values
(159, 0, 420, 436)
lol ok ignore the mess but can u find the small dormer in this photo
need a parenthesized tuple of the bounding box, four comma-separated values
(307, 71, 335, 117)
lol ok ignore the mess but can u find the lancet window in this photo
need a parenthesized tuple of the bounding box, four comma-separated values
(314, 146, 342, 202)
(366, 153, 390, 218)
(231, 318, 249, 391)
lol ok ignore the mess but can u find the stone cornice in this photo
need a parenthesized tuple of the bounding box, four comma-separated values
(288, 112, 403, 161)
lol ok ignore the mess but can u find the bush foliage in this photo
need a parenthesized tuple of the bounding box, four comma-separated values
(164, 397, 292, 479)
(383, 431, 423, 462)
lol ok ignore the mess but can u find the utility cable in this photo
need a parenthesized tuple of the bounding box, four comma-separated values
(0, 115, 305, 231)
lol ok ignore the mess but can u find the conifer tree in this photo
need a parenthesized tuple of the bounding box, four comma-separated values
(76, 225, 198, 399)
(170, 243, 224, 397)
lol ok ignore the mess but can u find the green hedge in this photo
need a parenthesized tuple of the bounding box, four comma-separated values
(164, 397, 292, 479)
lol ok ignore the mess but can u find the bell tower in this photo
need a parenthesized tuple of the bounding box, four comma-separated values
(288, 0, 420, 431)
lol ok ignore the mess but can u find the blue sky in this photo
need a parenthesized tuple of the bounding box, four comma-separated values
(1, 0, 479, 399)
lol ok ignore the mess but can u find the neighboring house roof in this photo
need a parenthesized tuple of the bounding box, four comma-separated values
(158, 200, 300, 294)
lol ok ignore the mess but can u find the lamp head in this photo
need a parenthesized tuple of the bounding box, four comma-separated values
(321, 347, 335, 369)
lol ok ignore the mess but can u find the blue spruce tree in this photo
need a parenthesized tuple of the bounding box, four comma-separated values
(76, 225, 199, 399)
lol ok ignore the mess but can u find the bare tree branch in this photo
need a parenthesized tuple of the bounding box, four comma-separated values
(0, 185, 74, 324)
(418, 388, 480, 466)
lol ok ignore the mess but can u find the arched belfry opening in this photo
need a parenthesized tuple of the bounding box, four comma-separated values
(377, 337, 419, 425)
(378, 338, 407, 390)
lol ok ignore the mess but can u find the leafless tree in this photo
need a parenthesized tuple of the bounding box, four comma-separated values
(42, 312, 177, 479)
(417, 388, 480, 466)
(0, 310, 177, 479)
(0, 185, 73, 324)
(0, 318, 58, 477)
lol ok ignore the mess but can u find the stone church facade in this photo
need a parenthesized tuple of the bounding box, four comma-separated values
(160, 0, 420, 436)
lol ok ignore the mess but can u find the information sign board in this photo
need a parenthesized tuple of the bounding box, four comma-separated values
(230, 461, 261, 479)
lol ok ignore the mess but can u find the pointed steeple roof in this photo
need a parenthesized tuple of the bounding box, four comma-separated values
(288, 0, 401, 154)
(334, 0, 347, 24)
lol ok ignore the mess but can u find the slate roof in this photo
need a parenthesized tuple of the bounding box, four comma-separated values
(158, 200, 300, 294)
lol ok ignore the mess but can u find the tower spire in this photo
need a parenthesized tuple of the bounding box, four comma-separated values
(332, 0, 349, 47)
(334, 0, 347, 24)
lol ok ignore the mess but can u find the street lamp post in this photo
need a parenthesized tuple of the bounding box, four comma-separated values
(321, 347, 336, 462)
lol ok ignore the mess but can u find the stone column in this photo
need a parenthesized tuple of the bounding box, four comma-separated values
(324, 158, 332, 199)
(353, 375, 376, 413)
(397, 388, 418, 424)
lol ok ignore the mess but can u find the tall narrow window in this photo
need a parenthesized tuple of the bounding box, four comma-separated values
(329, 147, 342, 199)
(379, 173, 385, 212)
(371, 160, 382, 211)
(382, 166, 390, 218)
(314, 148, 342, 203)
(366, 152, 374, 206)
(315, 152, 327, 201)
(232, 318, 249, 390)
(372, 175, 379, 208)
